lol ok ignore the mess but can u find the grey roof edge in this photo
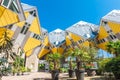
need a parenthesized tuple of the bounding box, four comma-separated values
(102, 9, 120, 23)
(66, 20, 98, 31)
(65, 30, 85, 40)
(48, 28, 66, 47)
(49, 28, 65, 33)
(21, 3, 36, 12)
(65, 20, 99, 39)
(101, 18, 120, 24)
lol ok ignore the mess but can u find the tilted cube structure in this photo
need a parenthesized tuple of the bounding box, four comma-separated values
(1, 0, 120, 72)
(66, 21, 98, 50)
(49, 29, 66, 54)
(96, 10, 120, 50)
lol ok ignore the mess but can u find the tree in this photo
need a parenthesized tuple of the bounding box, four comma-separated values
(87, 46, 98, 62)
(46, 52, 62, 70)
(106, 41, 120, 57)
(46, 52, 62, 80)
(0, 30, 14, 79)
(73, 47, 90, 70)
(0, 30, 13, 59)
(105, 57, 120, 79)
(64, 50, 75, 70)
(64, 50, 76, 78)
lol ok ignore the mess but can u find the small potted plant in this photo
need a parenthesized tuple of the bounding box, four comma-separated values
(64, 50, 75, 78)
(20, 66, 27, 75)
(73, 47, 90, 80)
(85, 63, 96, 76)
(46, 52, 62, 80)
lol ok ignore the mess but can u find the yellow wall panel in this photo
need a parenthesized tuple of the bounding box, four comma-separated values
(43, 36, 49, 45)
(0, 9, 19, 27)
(26, 49, 33, 57)
(58, 48, 64, 54)
(24, 12, 30, 19)
(51, 48, 57, 53)
(70, 33, 81, 42)
(16, 21, 25, 28)
(78, 41, 89, 47)
(24, 38, 41, 56)
(66, 37, 72, 45)
(0, 6, 6, 17)
(83, 41, 89, 47)
(108, 22, 120, 34)
(97, 26, 108, 40)
(38, 48, 50, 58)
(29, 17, 41, 34)
(0, 12, 7, 26)
(97, 42, 108, 50)
(51, 47, 64, 54)
(5, 9, 18, 24)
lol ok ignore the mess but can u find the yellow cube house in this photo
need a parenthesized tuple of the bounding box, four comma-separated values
(49, 29, 66, 54)
(38, 28, 50, 59)
(0, 0, 25, 27)
(66, 21, 99, 50)
(96, 10, 120, 50)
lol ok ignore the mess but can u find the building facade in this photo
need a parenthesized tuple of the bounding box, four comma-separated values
(1, 0, 120, 72)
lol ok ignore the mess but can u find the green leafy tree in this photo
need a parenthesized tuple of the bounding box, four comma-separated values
(106, 41, 120, 57)
(73, 47, 90, 70)
(46, 52, 62, 70)
(105, 57, 120, 79)
(64, 50, 75, 70)
(87, 46, 98, 62)
(97, 58, 111, 74)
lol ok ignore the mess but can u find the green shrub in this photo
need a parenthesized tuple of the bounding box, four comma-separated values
(38, 64, 45, 70)
(105, 57, 120, 79)
(97, 58, 111, 74)
(105, 57, 120, 73)
(49, 62, 54, 71)
(0, 58, 12, 76)
(60, 67, 68, 73)
(20, 67, 27, 73)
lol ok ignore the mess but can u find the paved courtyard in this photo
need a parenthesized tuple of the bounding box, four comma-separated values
(2, 72, 106, 80)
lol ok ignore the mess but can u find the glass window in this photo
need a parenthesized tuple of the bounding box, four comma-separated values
(109, 35, 114, 39)
(9, 1, 19, 13)
(24, 27, 28, 34)
(20, 26, 25, 33)
(35, 35, 38, 39)
(33, 34, 36, 38)
(2, 0, 9, 7)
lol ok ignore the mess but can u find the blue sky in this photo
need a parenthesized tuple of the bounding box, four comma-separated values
(21, 0, 120, 32)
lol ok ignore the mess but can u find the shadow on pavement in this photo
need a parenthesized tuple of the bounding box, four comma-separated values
(33, 78, 52, 80)
(90, 77, 115, 80)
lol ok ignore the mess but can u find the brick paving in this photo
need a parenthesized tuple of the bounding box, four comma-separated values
(2, 72, 105, 80)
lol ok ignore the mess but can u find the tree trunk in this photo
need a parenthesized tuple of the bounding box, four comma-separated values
(76, 58, 82, 70)
(69, 57, 72, 70)
(115, 52, 119, 57)
(54, 60, 57, 70)
(0, 75, 2, 80)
